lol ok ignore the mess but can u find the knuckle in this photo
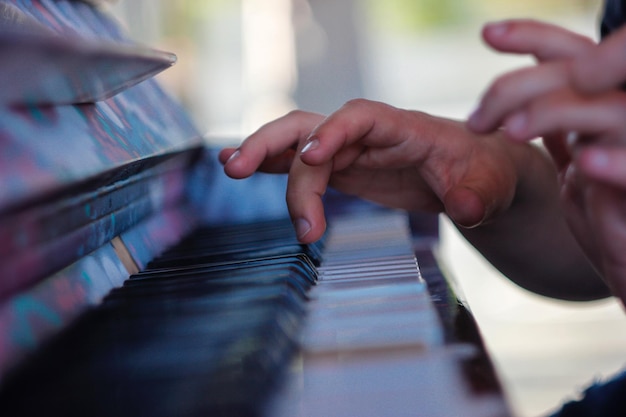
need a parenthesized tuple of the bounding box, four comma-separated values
(345, 98, 367, 107)
(285, 109, 308, 119)
(342, 98, 374, 111)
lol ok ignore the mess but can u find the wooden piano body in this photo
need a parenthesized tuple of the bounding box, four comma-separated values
(0, 1, 511, 416)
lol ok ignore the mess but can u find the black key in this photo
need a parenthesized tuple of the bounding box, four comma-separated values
(0, 219, 321, 417)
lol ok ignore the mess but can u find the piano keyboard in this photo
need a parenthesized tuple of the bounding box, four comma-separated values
(0, 209, 506, 417)
(300, 211, 441, 355)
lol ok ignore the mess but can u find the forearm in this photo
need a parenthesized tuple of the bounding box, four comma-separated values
(457, 138, 610, 301)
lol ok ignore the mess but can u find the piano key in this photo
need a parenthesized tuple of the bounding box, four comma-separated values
(0, 217, 322, 417)
(136, 253, 318, 283)
(0, 303, 299, 417)
(0, 209, 490, 417)
(145, 226, 324, 274)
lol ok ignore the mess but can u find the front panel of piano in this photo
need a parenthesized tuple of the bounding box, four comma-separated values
(0, 1, 511, 416)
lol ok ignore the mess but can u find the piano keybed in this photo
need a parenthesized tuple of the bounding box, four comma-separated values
(268, 212, 506, 417)
(0, 209, 508, 417)
(301, 211, 441, 355)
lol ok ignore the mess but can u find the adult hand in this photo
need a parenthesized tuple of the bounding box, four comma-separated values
(219, 99, 527, 243)
(466, 18, 596, 138)
(468, 19, 626, 188)
(465, 18, 626, 301)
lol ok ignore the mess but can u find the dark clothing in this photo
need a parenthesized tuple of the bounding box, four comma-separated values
(550, 369, 626, 417)
(600, 0, 626, 38)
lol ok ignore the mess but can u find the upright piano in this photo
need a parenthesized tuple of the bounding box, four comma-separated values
(0, 1, 511, 416)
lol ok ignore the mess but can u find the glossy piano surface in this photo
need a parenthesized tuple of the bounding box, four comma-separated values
(0, 3, 202, 282)
(0, 22, 177, 106)
(0, 1, 201, 214)
(0, 0, 203, 375)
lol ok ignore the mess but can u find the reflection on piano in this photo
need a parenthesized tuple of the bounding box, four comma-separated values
(0, 1, 510, 416)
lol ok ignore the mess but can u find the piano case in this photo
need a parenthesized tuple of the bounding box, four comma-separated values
(0, 1, 511, 416)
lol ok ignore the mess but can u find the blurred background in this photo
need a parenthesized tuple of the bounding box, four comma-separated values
(110, 1, 626, 416)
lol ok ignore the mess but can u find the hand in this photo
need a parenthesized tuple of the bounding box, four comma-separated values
(218, 99, 607, 301)
(465, 19, 626, 181)
(219, 99, 527, 244)
(465, 19, 626, 301)
(466, 19, 596, 138)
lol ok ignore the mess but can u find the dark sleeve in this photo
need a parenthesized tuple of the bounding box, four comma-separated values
(600, 0, 626, 38)
(549, 369, 626, 417)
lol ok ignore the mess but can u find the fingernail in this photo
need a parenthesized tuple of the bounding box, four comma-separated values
(226, 149, 240, 164)
(485, 21, 510, 37)
(294, 218, 311, 240)
(505, 112, 528, 138)
(301, 137, 319, 154)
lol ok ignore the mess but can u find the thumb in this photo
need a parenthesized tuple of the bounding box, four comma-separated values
(443, 185, 489, 228)
(443, 175, 516, 228)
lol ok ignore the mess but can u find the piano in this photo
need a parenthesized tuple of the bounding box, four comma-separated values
(0, 1, 511, 416)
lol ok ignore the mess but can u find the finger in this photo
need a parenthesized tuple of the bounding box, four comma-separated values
(444, 185, 490, 228)
(298, 99, 429, 168)
(467, 61, 569, 133)
(285, 140, 333, 244)
(286, 100, 439, 242)
(443, 153, 517, 227)
(502, 90, 626, 141)
(571, 25, 626, 94)
(482, 19, 594, 62)
(218, 147, 237, 165)
(542, 133, 571, 172)
(222, 110, 323, 178)
(284, 100, 409, 243)
(577, 147, 626, 189)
